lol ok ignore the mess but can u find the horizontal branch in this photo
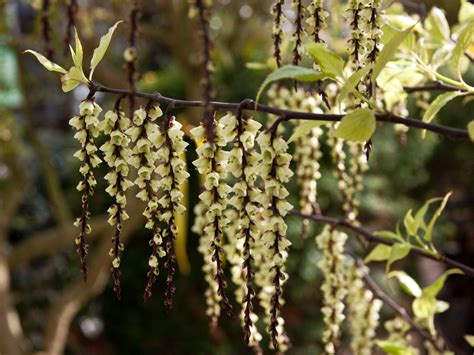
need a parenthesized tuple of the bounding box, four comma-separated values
(90, 83, 470, 140)
(404, 81, 469, 94)
(290, 209, 474, 278)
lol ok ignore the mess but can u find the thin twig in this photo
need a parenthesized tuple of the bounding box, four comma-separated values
(90, 83, 471, 140)
(291, 209, 474, 277)
(404, 82, 469, 94)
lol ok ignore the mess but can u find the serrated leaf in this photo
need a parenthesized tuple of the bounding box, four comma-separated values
(465, 335, 474, 347)
(453, 24, 474, 78)
(372, 24, 415, 81)
(89, 21, 122, 80)
(24, 50, 67, 74)
(256, 65, 327, 103)
(421, 91, 464, 138)
(468, 121, 474, 142)
(333, 108, 376, 142)
(424, 192, 451, 242)
(388, 271, 422, 297)
(387, 243, 411, 271)
(365, 244, 392, 263)
(339, 65, 372, 104)
(288, 121, 327, 143)
(305, 43, 345, 78)
(423, 268, 463, 297)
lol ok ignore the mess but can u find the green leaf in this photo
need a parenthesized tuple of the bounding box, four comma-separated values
(372, 24, 415, 82)
(403, 209, 417, 236)
(288, 120, 327, 143)
(375, 340, 417, 355)
(413, 295, 437, 319)
(388, 271, 422, 297)
(333, 108, 376, 142)
(365, 244, 392, 263)
(465, 335, 474, 347)
(61, 67, 87, 92)
(459, 0, 474, 24)
(305, 43, 345, 78)
(421, 91, 464, 138)
(24, 50, 67, 74)
(453, 24, 474, 78)
(424, 192, 451, 242)
(435, 300, 450, 313)
(374, 230, 404, 243)
(256, 65, 327, 103)
(72, 28, 83, 70)
(338, 65, 372, 104)
(427, 7, 450, 42)
(414, 196, 443, 232)
(387, 243, 411, 271)
(468, 121, 474, 142)
(423, 268, 463, 297)
(89, 21, 122, 80)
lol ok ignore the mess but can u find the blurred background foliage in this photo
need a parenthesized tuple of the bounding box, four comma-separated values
(0, 0, 473, 354)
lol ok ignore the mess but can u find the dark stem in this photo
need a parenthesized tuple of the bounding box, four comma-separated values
(41, 0, 54, 60)
(64, 0, 78, 56)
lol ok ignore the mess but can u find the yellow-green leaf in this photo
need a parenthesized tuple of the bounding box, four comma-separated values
(365, 244, 392, 263)
(414, 196, 443, 232)
(288, 120, 327, 143)
(89, 21, 122, 80)
(338, 65, 372, 104)
(453, 24, 474, 77)
(374, 230, 404, 243)
(468, 121, 474, 142)
(465, 335, 474, 347)
(72, 28, 83, 70)
(387, 243, 411, 271)
(423, 268, 463, 297)
(413, 295, 437, 319)
(459, 0, 474, 24)
(333, 108, 376, 142)
(305, 43, 345, 78)
(372, 24, 415, 81)
(376, 340, 418, 355)
(24, 50, 67, 74)
(424, 192, 451, 242)
(403, 209, 417, 236)
(388, 271, 422, 297)
(256, 65, 327, 103)
(421, 91, 464, 138)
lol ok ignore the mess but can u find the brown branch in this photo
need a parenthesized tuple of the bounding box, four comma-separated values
(404, 82, 470, 94)
(90, 83, 471, 140)
(291, 209, 474, 278)
(356, 258, 445, 353)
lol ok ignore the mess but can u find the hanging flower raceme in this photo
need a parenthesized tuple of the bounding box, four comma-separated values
(345, 0, 365, 69)
(70, 98, 102, 281)
(346, 260, 382, 355)
(148, 114, 189, 309)
(125, 104, 163, 302)
(100, 103, 133, 300)
(255, 128, 293, 352)
(191, 114, 233, 326)
(292, 0, 305, 66)
(221, 111, 263, 347)
(306, 0, 329, 43)
(272, 0, 285, 67)
(316, 225, 348, 354)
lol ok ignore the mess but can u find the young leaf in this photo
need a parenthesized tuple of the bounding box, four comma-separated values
(256, 65, 327, 103)
(388, 271, 422, 297)
(453, 24, 474, 77)
(305, 43, 345, 78)
(288, 120, 327, 143)
(423, 268, 463, 297)
(372, 24, 415, 81)
(333, 108, 376, 142)
(72, 28, 84, 70)
(412, 295, 437, 319)
(459, 0, 474, 24)
(403, 209, 417, 236)
(387, 243, 411, 271)
(365, 244, 392, 263)
(89, 21, 122, 80)
(338, 65, 372, 104)
(414, 196, 443, 232)
(421, 91, 464, 138)
(427, 7, 450, 42)
(465, 335, 474, 347)
(61, 67, 87, 92)
(468, 121, 474, 142)
(375, 340, 417, 355)
(24, 50, 67, 74)
(374, 230, 404, 243)
(424, 192, 451, 242)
